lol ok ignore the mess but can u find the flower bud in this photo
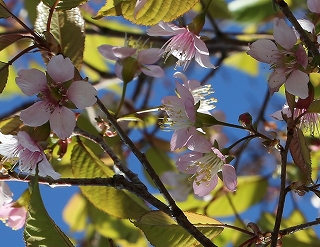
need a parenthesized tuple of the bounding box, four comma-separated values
(238, 112, 253, 128)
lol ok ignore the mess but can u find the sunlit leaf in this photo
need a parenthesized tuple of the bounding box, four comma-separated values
(0, 62, 9, 93)
(93, 0, 200, 26)
(87, 200, 144, 244)
(0, 34, 32, 52)
(0, 116, 23, 134)
(206, 176, 268, 217)
(35, 2, 85, 69)
(134, 211, 224, 247)
(228, 0, 277, 23)
(307, 99, 320, 113)
(289, 128, 312, 182)
(63, 193, 87, 232)
(42, 0, 88, 10)
(71, 142, 149, 219)
(24, 174, 74, 247)
(224, 52, 259, 76)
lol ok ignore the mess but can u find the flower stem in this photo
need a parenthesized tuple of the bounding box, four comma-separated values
(115, 82, 128, 118)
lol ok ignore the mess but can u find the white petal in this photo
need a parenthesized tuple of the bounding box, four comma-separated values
(147, 21, 186, 36)
(17, 131, 40, 152)
(47, 55, 74, 82)
(67, 81, 97, 109)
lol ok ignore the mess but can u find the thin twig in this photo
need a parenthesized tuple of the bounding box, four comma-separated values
(95, 96, 217, 247)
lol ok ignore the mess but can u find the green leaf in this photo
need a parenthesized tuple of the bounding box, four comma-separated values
(204, 0, 231, 19)
(307, 99, 320, 113)
(71, 142, 149, 219)
(0, 61, 9, 93)
(228, 0, 276, 23)
(63, 193, 87, 232)
(0, 1, 11, 18)
(0, 116, 23, 134)
(289, 128, 312, 183)
(24, 174, 74, 247)
(258, 211, 319, 246)
(206, 176, 268, 217)
(41, 0, 88, 10)
(0, 34, 31, 52)
(93, 0, 200, 26)
(134, 211, 224, 247)
(35, 2, 85, 69)
(87, 200, 144, 243)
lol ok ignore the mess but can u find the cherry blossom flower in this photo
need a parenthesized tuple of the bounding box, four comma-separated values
(176, 142, 237, 197)
(16, 55, 97, 139)
(161, 73, 216, 150)
(0, 182, 12, 206)
(147, 21, 216, 70)
(0, 202, 27, 230)
(271, 103, 319, 135)
(247, 18, 309, 99)
(0, 131, 60, 179)
(134, 0, 147, 18)
(98, 44, 164, 81)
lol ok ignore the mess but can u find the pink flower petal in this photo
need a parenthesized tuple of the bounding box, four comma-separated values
(285, 70, 309, 99)
(184, 98, 196, 122)
(138, 48, 161, 64)
(112, 46, 136, 59)
(115, 62, 123, 80)
(47, 55, 74, 83)
(193, 174, 218, 197)
(147, 21, 186, 36)
(141, 65, 164, 77)
(17, 131, 40, 153)
(50, 106, 76, 139)
(175, 81, 194, 101)
(20, 101, 51, 127)
(171, 128, 193, 150)
(35, 157, 61, 179)
(176, 152, 202, 174)
(273, 18, 297, 50)
(247, 39, 278, 64)
(0, 203, 27, 230)
(98, 45, 119, 60)
(16, 69, 47, 96)
(222, 164, 237, 191)
(187, 133, 212, 152)
(295, 44, 308, 68)
(268, 69, 287, 94)
(308, 0, 320, 13)
(67, 81, 97, 109)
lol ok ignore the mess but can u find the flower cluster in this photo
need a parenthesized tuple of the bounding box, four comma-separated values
(0, 131, 60, 179)
(16, 55, 97, 140)
(161, 73, 237, 196)
(161, 72, 216, 151)
(98, 40, 164, 82)
(147, 21, 216, 70)
(247, 18, 309, 99)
